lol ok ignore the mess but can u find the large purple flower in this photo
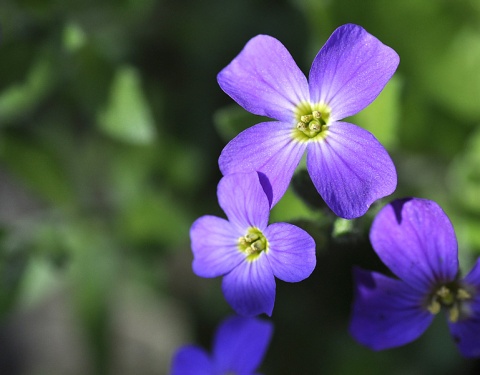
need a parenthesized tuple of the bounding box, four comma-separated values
(217, 23, 399, 219)
(171, 315, 273, 375)
(350, 198, 480, 357)
(190, 171, 316, 316)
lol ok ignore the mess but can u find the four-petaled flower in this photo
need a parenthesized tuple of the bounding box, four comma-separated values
(171, 315, 273, 375)
(217, 23, 399, 219)
(190, 171, 316, 316)
(350, 198, 480, 357)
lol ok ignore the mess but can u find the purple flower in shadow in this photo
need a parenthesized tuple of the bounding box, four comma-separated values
(190, 171, 316, 316)
(350, 197, 480, 357)
(217, 23, 399, 219)
(171, 315, 273, 375)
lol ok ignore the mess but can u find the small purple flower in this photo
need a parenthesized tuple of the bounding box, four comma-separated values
(217, 24, 399, 219)
(171, 315, 273, 375)
(190, 171, 316, 316)
(350, 197, 480, 357)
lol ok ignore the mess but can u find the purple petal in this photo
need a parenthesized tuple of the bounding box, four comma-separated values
(219, 121, 307, 208)
(170, 345, 213, 375)
(448, 295, 480, 358)
(349, 268, 434, 350)
(463, 258, 480, 288)
(222, 255, 276, 316)
(191, 215, 245, 278)
(309, 24, 399, 121)
(217, 35, 309, 123)
(306, 122, 396, 219)
(264, 223, 316, 282)
(217, 172, 270, 231)
(213, 316, 273, 374)
(370, 198, 459, 291)
(448, 258, 480, 357)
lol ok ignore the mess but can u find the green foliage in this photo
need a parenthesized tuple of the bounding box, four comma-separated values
(448, 126, 480, 214)
(0, 54, 55, 125)
(1, 0, 480, 373)
(270, 186, 317, 223)
(350, 76, 402, 150)
(214, 104, 270, 142)
(116, 188, 191, 247)
(0, 135, 75, 206)
(63, 22, 87, 53)
(424, 27, 480, 120)
(98, 66, 157, 144)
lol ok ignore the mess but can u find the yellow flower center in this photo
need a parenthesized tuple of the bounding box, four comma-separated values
(293, 102, 331, 142)
(426, 283, 473, 323)
(238, 227, 268, 261)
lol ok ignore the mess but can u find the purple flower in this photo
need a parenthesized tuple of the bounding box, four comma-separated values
(217, 24, 399, 219)
(190, 171, 316, 316)
(350, 198, 480, 357)
(171, 315, 273, 375)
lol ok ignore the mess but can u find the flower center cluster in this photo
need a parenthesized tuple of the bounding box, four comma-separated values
(426, 282, 473, 322)
(238, 227, 268, 261)
(293, 102, 331, 141)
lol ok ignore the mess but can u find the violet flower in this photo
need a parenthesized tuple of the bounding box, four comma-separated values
(190, 171, 316, 316)
(171, 315, 273, 375)
(217, 24, 399, 219)
(350, 198, 480, 357)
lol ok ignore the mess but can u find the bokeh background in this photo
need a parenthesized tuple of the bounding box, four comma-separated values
(2, 0, 480, 374)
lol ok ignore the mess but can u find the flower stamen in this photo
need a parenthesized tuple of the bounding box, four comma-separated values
(301, 114, 313, 123)
(296, 122, 307, 131)
(238, 227, 268, 261)
(293, 102, 331, 142)
(426, 283, 473, 322)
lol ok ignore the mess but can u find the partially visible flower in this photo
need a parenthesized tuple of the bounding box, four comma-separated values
(217, 24, 399, 219)
(190, 171, 316, 316)
(350, 198, 480, 357)
(171, 315, 273, 375)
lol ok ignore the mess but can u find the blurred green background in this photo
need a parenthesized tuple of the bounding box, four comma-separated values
(1, 0, 480, 374)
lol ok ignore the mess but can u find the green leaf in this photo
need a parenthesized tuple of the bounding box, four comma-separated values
(332, 218, 354, 238)
(0, 232, 29, 318)
(64, 222, 117, 373)
(448, 126, 480, 213)
(214, 104, 269, 143)
(63, 22, 87, 52)
(424, 27, 480, 120)
(0, 56, 55, 125)
(349, 75, 402, 150)
(16, 257, 62, 309)
(161, 139, 207, 192)
(117, 189, 191, 247)
(457, 217, 480, 256)
(98, 66, 157, 144)
(0, 136, 75, 206)
(270, 186, 317, 223)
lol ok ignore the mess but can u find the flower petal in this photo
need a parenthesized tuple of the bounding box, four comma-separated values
(191, 215, 245, 278)
(463, 257, 480, 288)
(349, 268, 434, 351)
(219, 121, 307, 208)
(306, 122, 396, 219)
(264, 222, 316, 282)
(213, 316, 273, 374)
(448, 295, 480, 358)
(171, 345, 213, 375)
(222, 255, 276, 316)
(217, 35, 309, 123)
(309, 24, 399, 121)
(448, 258, 480, 357)
(370, 198, 459, 291)
(217, 172, 270, 231)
